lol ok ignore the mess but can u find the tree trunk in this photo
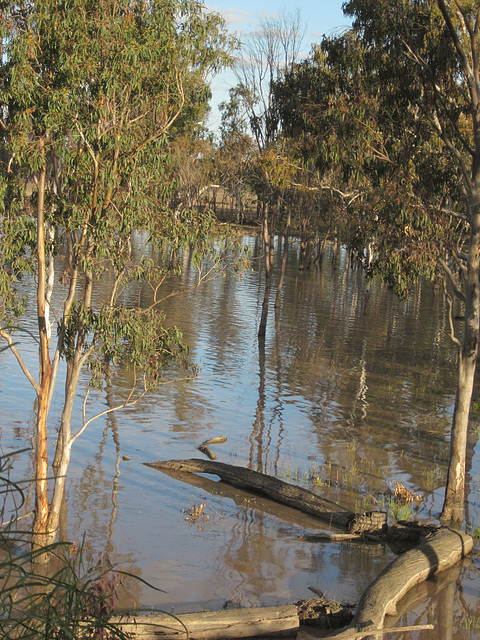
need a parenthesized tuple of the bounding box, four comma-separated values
(441, 196, 480, 521)
(258, 203, 275, 338)
(275, 209, 291, 311)
(32, 143, 52, 556)
(299, 216, 309, 269)
(48, 267, 91, 543)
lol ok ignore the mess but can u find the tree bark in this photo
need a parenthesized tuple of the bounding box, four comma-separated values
(258, 204, 275, 338)
(33, 141, 52, 555)
(109, 605, 299, 640)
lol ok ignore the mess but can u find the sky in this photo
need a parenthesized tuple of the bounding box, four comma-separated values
(204, 0, 352, 134)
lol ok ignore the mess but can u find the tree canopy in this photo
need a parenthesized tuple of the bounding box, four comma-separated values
(271, 0, 480, 521)
(0, 0, 236, 547)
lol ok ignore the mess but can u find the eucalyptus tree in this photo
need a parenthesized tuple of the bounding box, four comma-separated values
(235, 9, 304, 149)
(342, 0, 480, 523)
(0, 0, 234, 550)
(275, 0, 478, 521)
(215, 87, 253, 222)
(233, 10, 305, 337)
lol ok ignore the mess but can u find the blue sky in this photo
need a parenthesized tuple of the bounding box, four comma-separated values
(205, 1, 352, 133)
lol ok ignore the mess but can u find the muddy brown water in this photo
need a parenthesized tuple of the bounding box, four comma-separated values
(1, 235, 479, 638)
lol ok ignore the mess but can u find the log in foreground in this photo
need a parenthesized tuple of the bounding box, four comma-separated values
(332, 527, 473, 639)
(146, 459, 473, 640)
(145, 458, 386, 532)
(110, 604, 299, 640)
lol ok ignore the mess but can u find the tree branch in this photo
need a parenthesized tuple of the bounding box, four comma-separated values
(438, 258, 466, 302)
(445, 288, 462, 352)
(0, 328, 40, 394)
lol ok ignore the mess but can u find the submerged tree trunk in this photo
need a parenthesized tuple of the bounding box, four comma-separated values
(275, 208, 291, 312)
(258, 202, 275, 338)
(299, 216, 309, 269)
(335, 527, 472, 639)
(146, 458, 388, 532)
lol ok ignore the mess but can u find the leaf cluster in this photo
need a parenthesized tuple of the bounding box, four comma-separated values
(0, 0, 234, 387)
(272, 1, 467, 293)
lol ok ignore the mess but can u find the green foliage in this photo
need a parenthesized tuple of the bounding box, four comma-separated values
(470, 526, 480, 540)
(0, 0, 234, 388)
(386, 496, 415, 522)
(68, 304, 194, 390)
(272, 3, 465, 294)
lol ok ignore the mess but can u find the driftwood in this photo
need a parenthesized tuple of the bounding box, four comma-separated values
(332, 527, 473, 639)
(201, 436, 228, 446)
(197, 444, 217, 460)
(197, 437, 228, 460)
(145, 459, 387, 533)
(109, 604, 299, 639)
(297, 533, 363, 542)
(329, 625, 434, 639)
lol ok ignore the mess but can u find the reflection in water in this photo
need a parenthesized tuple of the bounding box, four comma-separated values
(1, 237, 480, 638)
(249, 339, 267, 473)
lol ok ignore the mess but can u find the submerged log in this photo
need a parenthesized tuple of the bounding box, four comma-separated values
(332, 527, 473, 639)
(109, 604, 299, 639)
(145, 458, 386, 533)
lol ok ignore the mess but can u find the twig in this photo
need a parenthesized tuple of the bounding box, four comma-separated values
(334, 623, 434, 638)
(0, 328, 40, 394)
(1, 511, 33, 527)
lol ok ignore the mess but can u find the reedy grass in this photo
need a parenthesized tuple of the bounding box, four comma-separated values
(0, 450, 166, 640)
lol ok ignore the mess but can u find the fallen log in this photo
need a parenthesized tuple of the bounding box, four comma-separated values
(158, 465, 334, 530)
(145, 459, 386, 533)
(297, 533, 369, 543)
(109, 604, 299, 639)
(146, 459, 473, 640)
(331, 527, 473, 639)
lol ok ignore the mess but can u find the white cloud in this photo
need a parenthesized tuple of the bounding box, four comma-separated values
(207, 5, 255, 28)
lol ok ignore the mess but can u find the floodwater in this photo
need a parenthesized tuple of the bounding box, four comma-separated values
(1, 234, 480, 638)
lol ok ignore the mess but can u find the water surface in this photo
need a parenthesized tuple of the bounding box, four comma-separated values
(1, 235, 479, 638)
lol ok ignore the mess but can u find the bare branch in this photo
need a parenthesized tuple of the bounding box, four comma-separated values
(0, 328, 40, 394)
(441, 207, 468, 222)
(438, 0, 474, 83)
(72, 371, 196, 444)
(445, 287, 462, 352)
(454, 250, 468, 266)
(438, 258, 466, 302)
